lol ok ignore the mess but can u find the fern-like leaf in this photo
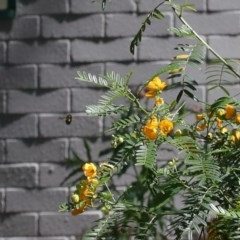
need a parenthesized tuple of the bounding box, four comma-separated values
(111, 115, 141, 131)
(130, 5, 165, 54)
(86, 104, 127, 116)
(135, 142, 157, 169)
(75, 71, 108, 87)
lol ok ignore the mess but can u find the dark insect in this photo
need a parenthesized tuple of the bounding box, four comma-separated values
(65, 114, 72, 125)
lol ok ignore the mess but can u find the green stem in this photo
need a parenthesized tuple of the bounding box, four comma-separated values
(127, 88, 149, 114)
(169, 0, 240, 79)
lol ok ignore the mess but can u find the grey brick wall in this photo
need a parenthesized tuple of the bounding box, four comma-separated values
(0, 0, 240, 238)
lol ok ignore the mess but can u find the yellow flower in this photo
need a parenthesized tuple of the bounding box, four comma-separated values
(142, 115, 159, 140)
(145, 77, 167, 98)
(87, 178, 99, 187)
(196, 113, 205, 121)
(142, 125, 159, 140)
(231, 129, 240, 143)
(196, 122, 206, 131)
(158, 119, 174, 136)
(80, 188, 94, 200)
(216, 118, 223, 129)
(235, 113, 240, 124)
(216, 108, 226, 118)
(82, 163, 97, 179)
(225, 104, 236, 120)
(220, 127, 228, 134)
(155, 97, 164, 106)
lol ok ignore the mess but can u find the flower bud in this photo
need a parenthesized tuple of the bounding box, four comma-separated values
(71, 194, 80, 203)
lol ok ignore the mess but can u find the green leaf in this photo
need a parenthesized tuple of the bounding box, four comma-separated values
(135, 142, 157, 169)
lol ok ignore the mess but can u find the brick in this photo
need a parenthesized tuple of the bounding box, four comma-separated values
(42, 15, 103, 38)
(72, 88, 104, 112)
(182, 12, 240, 35)
(70, 0, 135, 13)
(7, 89, 69, 113)
(39, 64, 103, 88)
(8, 41, 70, 64)
(39, 164, 74, 187)
(112, 167, 136, 186)
(208, 0, 240, 11)
(70, 138, 111, 162)
(0, 91, 4, 113)
(6, 188, 68, 212)
(0, 213, 37, 236)
(0, 164, 38, 188)
(106, 13, 172, 37)
(0, 114, 37, 138)
(138, 0, 205, 13)
(6, 139, 67, 163)
(0, 42, 6, 63)
(0, 189, 4, 213)
(0, 17, 39, 40)
(39, 115, 100, 137)
(0, 65, 37, 89)
(71, 39, 134, 63)
(18, 0, 69, 15)
(208, 36, 240, 59)
(39, 212, 101, 236)
(0, 140, 4, 163)
(138, 37, 198, 61)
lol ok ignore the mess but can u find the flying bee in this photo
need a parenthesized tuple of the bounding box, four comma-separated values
(59, 114, 72, 125)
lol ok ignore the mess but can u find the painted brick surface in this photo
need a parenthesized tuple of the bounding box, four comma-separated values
(6, 139, 67, 163)
(39, 164, 73, 187)
(0, 91, 5, 113)
(208, 0, 240, 11)
(0, 115, 37, 138)
(39, 64, 103, 88)
(39, 212, 101, 236)
(208, 36, 240, 59)
(69, 138, 111, 162)
(0, 17, 39, 40)
(6, 188, 68, 212)
(182, 12, 240, 35)
(70, 0, 135, 13)
(0, 0, 239, 239)
(0, 41, 6, 63)
(0, 140, 4, 163)
(18, 0, 69, 15)
(8, 41, 70, 64)
(0, 164, 38, 188)
(42, 15, 104, 38)
(7, 89, 69, 113)
(0, 65, 37, 89)
(0, 189, 4, 212)
(72, 88, 104, 112)
(39, 115, 101, 137)
(0, 213, 37, 236)
(71, 39, 134, 62)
